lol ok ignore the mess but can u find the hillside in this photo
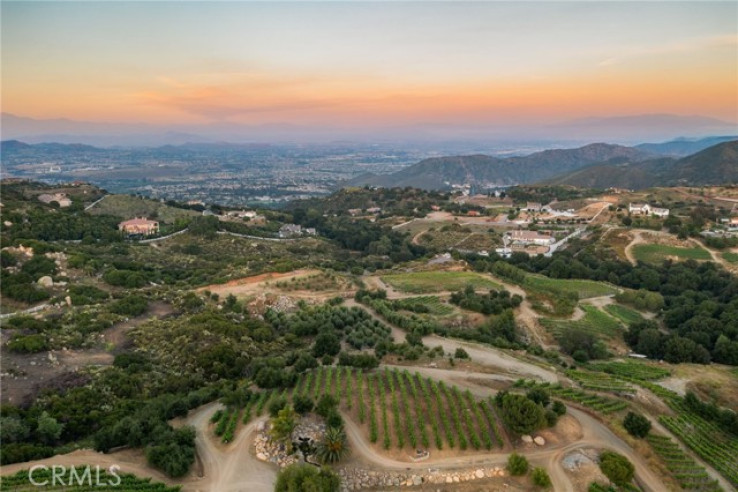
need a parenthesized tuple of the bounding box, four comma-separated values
(350, 143, 654, 190)
(543, 140, 738, 189)
(636, 135, 738, 157)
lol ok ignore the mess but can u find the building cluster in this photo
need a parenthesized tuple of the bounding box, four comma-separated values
(278, 224, 317, 239)
(628, 203, 670, 217)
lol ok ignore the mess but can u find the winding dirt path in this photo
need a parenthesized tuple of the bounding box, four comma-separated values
(341, 364, 665, 492)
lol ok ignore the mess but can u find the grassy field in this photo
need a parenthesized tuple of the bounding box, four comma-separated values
(632, 244, 711, 264)
(524, 275, 619, 299)
(381, 271, 501, 294)
(541, 305, 623, 339)
(87, 194, 200, 223)
(604, 304, 644, 325)
(723, 252, 738, 263)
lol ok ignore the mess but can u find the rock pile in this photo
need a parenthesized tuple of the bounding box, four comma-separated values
(254, 418, 326, 468)
(338, 466, 507, 491)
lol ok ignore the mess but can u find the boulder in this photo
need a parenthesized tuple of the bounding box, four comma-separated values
(475, 469, 484, 479)
(521, 434, 533, 444)
(37, 276, 54, 287)
(534, 436, 546, 446)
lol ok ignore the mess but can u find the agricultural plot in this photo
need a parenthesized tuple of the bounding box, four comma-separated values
(0, 468, 181, 491)
(586, 361, 670, 381)
(604, 304, 644, 325)
(646, 434, 724, 492)
(660, 411, 738, 488)
(565, 370, 635, 394)
(392, 296, 455, 315)
(541, 305, 623, 339)
(293, 367, 506, 452)
(632, 244, 711, 264)
(722, 252, 738, 264)
(523, 275, 619, 299)
(516, 380, 628, 414)
(381, 271, 501, 294)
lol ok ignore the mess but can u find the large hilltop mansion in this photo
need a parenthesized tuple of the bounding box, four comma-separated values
(118, 217, 160, 236)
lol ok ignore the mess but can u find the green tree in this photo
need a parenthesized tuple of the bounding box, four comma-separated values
(498, 393, 547, 435)
(0, 416, 30, 442)
(315, 395, 338, 418)
(274, 464, 340, 492)
(293, 395, 314, 415)
(36, 412, 64, 444)
(623, 412, 651, 438)
(532, 467, 551, 488)
(313, 332, 341, 357)
(270, 406, 297, 443)
(507, 452, 529, 475)
(316, 427, 349, 464)
(599, 451, 634, 486)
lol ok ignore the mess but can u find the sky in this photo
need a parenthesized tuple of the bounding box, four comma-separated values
(2, 1, 737, 131)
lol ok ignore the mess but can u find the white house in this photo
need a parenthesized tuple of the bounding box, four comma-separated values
(508, 230, 554, 246)
(629, 203, 669, 217)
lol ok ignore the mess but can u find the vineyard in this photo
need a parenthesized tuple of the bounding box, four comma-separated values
(660, 411, 738, 488)
(541, 305, 623, 339)
(622, 379, 738, 488)
(603, 304, 644, 325)
(380, 271, 501, 294)
(523, 275, 619, 299)
(585, 361, 670, 381)
(0, 468, 180, 491)
(515, 380, 628, 414)
(293, 367, 507, 453)
(565, 370, 635, 394)
(391, 296, 455, 316)
(646, 434, 723, 492)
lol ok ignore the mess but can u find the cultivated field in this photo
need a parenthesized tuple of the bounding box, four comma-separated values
(381, 271, 502, 294)
(632, 244, 711, 264)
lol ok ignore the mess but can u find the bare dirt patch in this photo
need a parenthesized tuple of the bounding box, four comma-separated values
(0, 301, 173, 405)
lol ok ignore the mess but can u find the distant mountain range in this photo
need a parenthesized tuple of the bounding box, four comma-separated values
(634, 136, 738, 157)
(349, 143, 656, 189)
(350, 140, 738, 191)
(2, 111, 736, 147)
(543, 140, 738, 189)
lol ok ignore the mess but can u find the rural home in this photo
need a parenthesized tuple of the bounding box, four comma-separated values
(628, 203, 669, 217)
(508, 230, 554, 246)
(37, 193, 72, 208)
(278, 224, 317, 238)
(628, 203, 650, 215)
(526, 202, 542, 212)
(118, 217, 159, 236)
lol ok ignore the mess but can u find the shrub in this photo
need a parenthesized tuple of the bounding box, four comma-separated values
(552, 400, 567, 416)
(316, 427, 349, 464)
(507, 453, 529, 475)
(623, 412, 651, 438)
(293, 395, 314, 415)
(268, 396, 288, 418)
(526, 387, 550, 407)
(275, 464, 340, 492)
(454, 347, 470, 359)
(315, 395, 338, 418)
(532, 467, 551, 487)
(599, 451, 634, 486)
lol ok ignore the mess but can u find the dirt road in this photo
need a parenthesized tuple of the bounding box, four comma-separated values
(184, 404, 277, 492)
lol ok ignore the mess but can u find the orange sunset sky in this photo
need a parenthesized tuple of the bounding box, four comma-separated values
(1, 1, 737, 129)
